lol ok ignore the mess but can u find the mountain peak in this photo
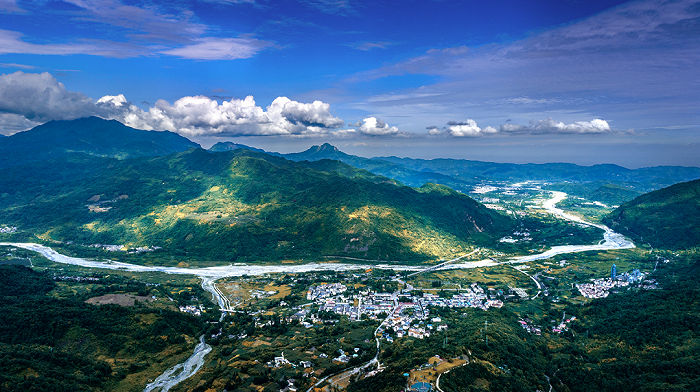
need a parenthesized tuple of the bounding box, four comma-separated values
(312, 143, 339, 153)
(320, 142, 337, 150)
(0, 116, 200, 168)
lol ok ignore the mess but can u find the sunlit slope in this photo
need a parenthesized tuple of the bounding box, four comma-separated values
(0, 148, 512, 263)
(604, 179, 700, 249)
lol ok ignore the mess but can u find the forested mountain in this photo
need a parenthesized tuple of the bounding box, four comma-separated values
(281, 144, 700, 202)
(283, 143, 482, 192)
(0, 148, 512, 263)
(604, 179, 700, 249)
(0, 117, 199, 168)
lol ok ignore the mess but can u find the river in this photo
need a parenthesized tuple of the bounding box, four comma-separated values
(142, 335, 212, 392)
(0, 190, 635, 390)
(443, 190, 635, 270)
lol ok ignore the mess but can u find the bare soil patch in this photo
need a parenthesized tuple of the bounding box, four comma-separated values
(85, 293, 153, 307)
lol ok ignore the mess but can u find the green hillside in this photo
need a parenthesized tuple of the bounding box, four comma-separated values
(604, 179, 700, 249)
(0, 148, 512, 264)
(0, 265, 204, 392)
(0, 117, 200, 168)
(546, 182, 642, 205)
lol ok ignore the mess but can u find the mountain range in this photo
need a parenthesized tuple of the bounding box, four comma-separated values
(279, 143, 700, 200)
(2, 117, 699, 258)
(0, 119, 513, 262)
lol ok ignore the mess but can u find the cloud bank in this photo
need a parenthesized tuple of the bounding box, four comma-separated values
(0, 1, 272, 60)
(98, 94, 346, 136)
(0, 71, 619, 140)
(500, 118, 611, 134)
(428, 120, 498, 137)
(0, 71, 343, 136)
(446, 120, 497, 137)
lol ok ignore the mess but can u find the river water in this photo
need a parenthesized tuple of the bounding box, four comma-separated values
(0, 190, 635, 390)
(142, 335, 212, 392)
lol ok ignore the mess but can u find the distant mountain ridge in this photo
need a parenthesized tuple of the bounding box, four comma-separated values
(0, 116, 200, 168)
(208, 141, 267, 153)
(376, 156, 700, 191)
(278, 143, 700, 204)
(282, 143, 474, 191)
(2, 117, 699, 209)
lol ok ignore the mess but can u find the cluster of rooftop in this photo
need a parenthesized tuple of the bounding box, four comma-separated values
(576, 269, 650, 299)
(313, 281, 503, 324)
(54, 275, 100, 282)
(518, 318, 541, 335)
(179, 304, 203, 316)
(306, 283, 347, 300)
(552, 315, 576, 334)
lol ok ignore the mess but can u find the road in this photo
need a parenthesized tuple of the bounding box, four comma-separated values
(508, 265, 542, 299)
(406, 249, 480, 277)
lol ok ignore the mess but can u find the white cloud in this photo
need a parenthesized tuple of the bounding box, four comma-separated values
(0, 0, 25, 13)
(0, 1, 273, 60)
(0, 29, 138, 58)
(426, 125, 441, 135)
(353, 42, 394, 51)
(63, 0, 207, 43)
(0, 62, 37, 70)
(0, 71, 96, 122)
(357, 117, 399, 136)
(330, 128, 359, 138)
(98, 95, 344, 137)
(160, 37, 273, 60)
(0, 113, 40, 135)
(445, 120, 497, 137)
(96, 93, 345, 137)
(268, 97, 344, 130)
(0, 71, 344, 137)
(500, 118, 611, 134)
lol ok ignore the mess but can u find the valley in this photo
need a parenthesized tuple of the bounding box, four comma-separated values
(1, 186, 659, 392)
(0, 118, 698, 392)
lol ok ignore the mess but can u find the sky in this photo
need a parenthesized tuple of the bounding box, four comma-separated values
(0, 0, 698, 168)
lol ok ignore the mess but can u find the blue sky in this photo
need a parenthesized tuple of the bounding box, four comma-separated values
(0, 0, 698, 167)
